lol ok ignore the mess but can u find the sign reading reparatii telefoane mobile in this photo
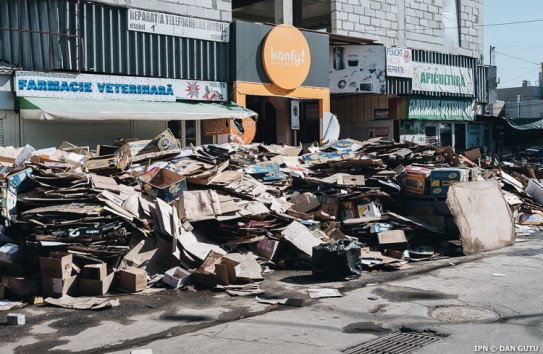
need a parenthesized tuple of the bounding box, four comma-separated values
(412, 63, 474, 95)
(14, 71, 227, 102)
(127, 9, 229, 43)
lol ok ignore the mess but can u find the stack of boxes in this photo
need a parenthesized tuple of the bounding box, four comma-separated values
(39, 253, 78, 298)
(401, 166, 469, 197)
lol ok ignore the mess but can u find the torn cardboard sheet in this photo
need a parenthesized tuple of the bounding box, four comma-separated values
(223, 252, 264, 281)
(179, 228, 226, 262)
(447, 181, 515, 255)
(256, 296, 304, 306)
(307, 288, 342, 299)
(281, 221, 323, 257)
(0, 300, 25, 311)
(45, 295, 120, 310)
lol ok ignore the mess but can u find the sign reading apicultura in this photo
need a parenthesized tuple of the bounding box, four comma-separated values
(14, 72, 227, 102)
(412, 63, 474, 95)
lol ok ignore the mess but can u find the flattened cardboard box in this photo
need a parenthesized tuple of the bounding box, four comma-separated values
(84, 155, 119, 171)
(40, 254, 73, 279)
(117, 268, 147, 292)
(79, 273, 114, 296)
(41, 275, 78, 298)
(290, 192, 320, 213)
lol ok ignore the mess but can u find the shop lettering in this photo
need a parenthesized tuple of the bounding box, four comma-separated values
(18, 79, 92, 93)
(129, 9, 210, 30)
(96, 83, 173, 96)
(420, 72, 466, 87)
(18, 79, 174, 96)
(387, 48, 403, 56)
(387, 65, 405, 74)
(270, 47, 305, 66)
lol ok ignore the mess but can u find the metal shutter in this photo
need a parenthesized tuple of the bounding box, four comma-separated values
(22, 120, 131, 149)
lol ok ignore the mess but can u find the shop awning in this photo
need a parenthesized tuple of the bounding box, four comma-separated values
(501, 116, 543, 130)
(18, 97, 256, 121)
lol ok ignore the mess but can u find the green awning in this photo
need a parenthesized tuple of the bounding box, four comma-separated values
(501, 116, 543, 130)
(18, 97, 256, 121)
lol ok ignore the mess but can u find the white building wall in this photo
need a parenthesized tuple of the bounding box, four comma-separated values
(331, 0, 483, 58)
(92, 0, 232, 22)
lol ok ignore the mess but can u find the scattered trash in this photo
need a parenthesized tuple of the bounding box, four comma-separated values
(367, 296, 379, 300)
(6, 313, 25, 325)
(256, 296, 304, 306)
(44, 296, 120, 310)
(491, 273, 506, 277)
(308, 288, 342, 299)
(0, 132, 540, 308)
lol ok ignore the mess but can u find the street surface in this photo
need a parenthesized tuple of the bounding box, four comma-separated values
(1, 234, 542, 354)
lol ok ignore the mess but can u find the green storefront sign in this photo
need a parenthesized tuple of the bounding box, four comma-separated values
(408, 97, 475, 121)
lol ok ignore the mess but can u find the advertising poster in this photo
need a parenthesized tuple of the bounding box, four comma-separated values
(329, 45, 386, 94)
(230, 117, 256, 144)
(386, 47, 413, 78)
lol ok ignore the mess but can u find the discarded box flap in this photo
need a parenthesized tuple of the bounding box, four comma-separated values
(377, 230, 407, 245)
(281, 221, 323, 257)
(290, 192, 320, 213)
(446, 181, 515, 255)
(223, 252, 263, 281)
(179, 227, 226, 262)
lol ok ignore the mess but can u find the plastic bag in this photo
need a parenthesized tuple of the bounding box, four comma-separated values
(312, 240, 362, 280)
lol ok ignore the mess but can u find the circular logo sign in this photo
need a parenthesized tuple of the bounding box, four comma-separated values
(262, 24, 311, 90)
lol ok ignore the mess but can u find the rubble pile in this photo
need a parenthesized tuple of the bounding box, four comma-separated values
(0, 130, 542, 306)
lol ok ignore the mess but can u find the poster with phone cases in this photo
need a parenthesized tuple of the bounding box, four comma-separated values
(329, 45, 386, 94)
(229, 117, 256, 144)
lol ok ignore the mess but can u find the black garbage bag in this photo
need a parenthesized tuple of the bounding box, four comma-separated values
(312, 240, 362, 280)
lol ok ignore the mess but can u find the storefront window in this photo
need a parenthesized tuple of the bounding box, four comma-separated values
(439, 123, 453, 147)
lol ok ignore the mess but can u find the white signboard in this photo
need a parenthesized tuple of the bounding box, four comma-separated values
(386, 47, 412, 78)
(128, 9, 229, 43)
(413, 63, 474, 95)
(291, 99, 300, 130)
(14, 71, 227, 102)
(329, 45, 386, 94)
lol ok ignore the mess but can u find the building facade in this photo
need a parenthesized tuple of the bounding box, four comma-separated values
(233, 0, 491, 151)
(0, 0, 252, 148)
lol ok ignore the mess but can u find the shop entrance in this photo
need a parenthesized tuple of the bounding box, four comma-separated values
(244, 95, 321, 145)
(246, 96, 277, 144)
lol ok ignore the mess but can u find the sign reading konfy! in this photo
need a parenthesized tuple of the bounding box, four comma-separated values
(14, 72, 227, 102)
(127, 9, 229, 43)
(412, 63, 474, 95)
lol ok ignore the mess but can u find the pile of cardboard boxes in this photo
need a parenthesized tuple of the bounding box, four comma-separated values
(0, 133, 541, 304)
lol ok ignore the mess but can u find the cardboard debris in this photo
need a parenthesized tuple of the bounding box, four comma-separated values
(44, 295, 120, 310)
(447, 181, 515, 255)
(307, 288, 342, 299)
(281, 221, 323, 257)
(0, 130, 540, 306)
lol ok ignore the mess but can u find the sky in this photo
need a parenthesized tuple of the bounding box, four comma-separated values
(484, 0, 543, 88)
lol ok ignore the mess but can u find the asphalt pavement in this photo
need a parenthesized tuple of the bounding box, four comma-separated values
(1, 234, 542, 354)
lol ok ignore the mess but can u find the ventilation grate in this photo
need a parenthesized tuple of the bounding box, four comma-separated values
(343, 331, 444, 354)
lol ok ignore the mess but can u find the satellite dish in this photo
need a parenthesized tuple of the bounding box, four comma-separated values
(323, 112, 340, 143)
